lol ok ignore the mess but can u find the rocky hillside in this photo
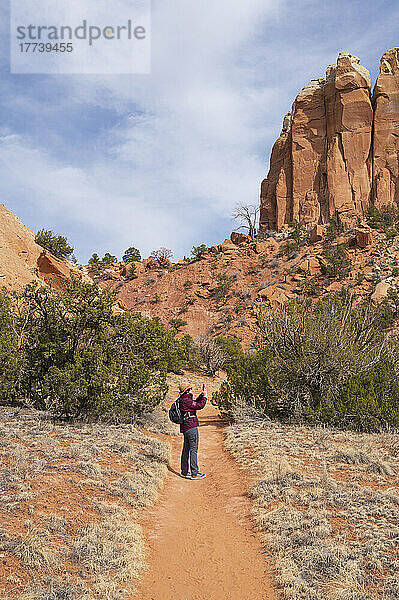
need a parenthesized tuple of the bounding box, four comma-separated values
(0, 203, 89, 290)
(260, 48, 399, 232)
(91, 223, 399, 348)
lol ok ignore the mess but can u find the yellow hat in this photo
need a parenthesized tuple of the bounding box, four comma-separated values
(178, 381, 191, 394)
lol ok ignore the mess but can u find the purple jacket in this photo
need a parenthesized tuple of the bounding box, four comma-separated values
(179, 391, 207, 433)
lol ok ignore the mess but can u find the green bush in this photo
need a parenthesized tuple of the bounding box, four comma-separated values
(321, 242, 350, 279)
(1, 280, 187, 420)
(0, 292, 22, 401)
(35, 229, 74, 261)
(307, 361, 399, 431)
(365, 204, 399, 233)
(213, 349, 277, 419)
(213, 272, 233, 303)
(191, 244, 208, 259)
(102, 252, 118, 265)
(123, 247, 141, 263)
(126, 263, 138, 280)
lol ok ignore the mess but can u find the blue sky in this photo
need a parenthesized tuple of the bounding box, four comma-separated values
(0, 0, 399, 262)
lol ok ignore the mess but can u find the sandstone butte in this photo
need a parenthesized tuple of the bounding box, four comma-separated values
(260, 48, 399, 232)
(0, 203, 89, 290)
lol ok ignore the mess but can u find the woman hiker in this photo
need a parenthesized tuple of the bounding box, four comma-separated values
(178, 381, 207, 480)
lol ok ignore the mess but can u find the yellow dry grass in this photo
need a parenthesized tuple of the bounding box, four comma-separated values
(225, 422, 399, 600)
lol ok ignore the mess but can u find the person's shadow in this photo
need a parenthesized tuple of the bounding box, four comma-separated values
(168, 465, 182, 477)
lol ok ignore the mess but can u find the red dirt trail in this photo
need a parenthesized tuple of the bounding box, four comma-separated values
(134, 402, 277, 600)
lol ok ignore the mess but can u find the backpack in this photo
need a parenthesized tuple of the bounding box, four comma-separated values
(169, 396, 183, 424)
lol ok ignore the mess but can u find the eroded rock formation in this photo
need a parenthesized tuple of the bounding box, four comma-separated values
(0, 203, 89, 290)
(260, 49, 399, 231)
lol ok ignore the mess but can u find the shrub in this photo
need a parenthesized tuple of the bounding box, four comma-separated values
(214, 295, 399, 431)
(308, 360, 399, 431)
(4, 280, 187, 420)
(126, 263, 138, 280)
(325, 212, 345, 241)
(213, 272, 233, 303)
(321, 242, 350, 279)
(102, 252, 118, 265)
(194, 335, 228, 375)
(35, 229, 74, 261)
(366, 204, 399, 233)
(0, 292, 22, 402)
(191, 244, 208, 259)
(213, 349, 277, 419)
(169, 318, 187, 333)
(122, 247, 141, 263)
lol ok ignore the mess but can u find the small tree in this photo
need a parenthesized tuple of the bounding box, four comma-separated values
(123, 247, 141, 263)
(191, 244, 208, 259)
(232, 204, 259, 240)
(102, 252, 118, 265)
(321, 242, 351, 279)
(126, 263, 138, 280)
(89, 253, 100, 265)
(213, 272, 233, 303)
(169, 318, 187, 333)
(256, 296, 386, 417)
(151, 248, 173, 267)
(35, 229, 74, 261)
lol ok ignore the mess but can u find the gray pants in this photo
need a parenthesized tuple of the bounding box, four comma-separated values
(181, 427, 199, 476)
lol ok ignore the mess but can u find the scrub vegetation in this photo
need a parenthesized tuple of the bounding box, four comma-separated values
(225, 422, 399, 600)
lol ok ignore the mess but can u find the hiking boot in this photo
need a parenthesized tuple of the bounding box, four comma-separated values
(191, 473, 206, 480)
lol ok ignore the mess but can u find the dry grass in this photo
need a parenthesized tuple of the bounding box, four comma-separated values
(0, 408, 172, 600)
(225, 422, 399, 600)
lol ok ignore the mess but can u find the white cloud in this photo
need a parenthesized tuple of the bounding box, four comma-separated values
(5, 0, 392, 262)
(2, 0, 283, 260)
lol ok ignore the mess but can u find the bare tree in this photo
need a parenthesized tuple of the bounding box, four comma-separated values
(256, 297, 387, 416)
(151, 247, 173, 266)
(195, 336, 228, 375)
(232, 203, 259, 240)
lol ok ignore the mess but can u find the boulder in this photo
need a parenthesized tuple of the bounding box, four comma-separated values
(371, 281, 391, 303)
(230, 232, 250, 245)
(37, 251, 90, 288)
(120, 261, 145, 278)
(310, 224, 325, 244)
(297, 256, 321, 275)
(350, 228, 373, 249)
(220, 239, 238, 253)
(255, 241, 269, 254)
(142, 256, 158, 270)
(258, 284, 295, 307)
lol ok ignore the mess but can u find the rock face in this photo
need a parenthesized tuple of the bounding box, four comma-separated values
(0, 203, 89, 290)
(373, 48, 399, 208)
(260, 50, 399, 231)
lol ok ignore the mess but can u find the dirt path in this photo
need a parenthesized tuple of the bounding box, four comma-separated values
(134, 400, 277, 600)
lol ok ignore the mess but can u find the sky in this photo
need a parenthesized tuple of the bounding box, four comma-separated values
(0, 0, 399, 263)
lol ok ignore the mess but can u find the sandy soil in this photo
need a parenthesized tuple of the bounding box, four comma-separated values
(134, 401, 277, 600)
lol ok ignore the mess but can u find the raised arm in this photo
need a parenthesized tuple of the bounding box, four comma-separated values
(185, 391, 207, 411)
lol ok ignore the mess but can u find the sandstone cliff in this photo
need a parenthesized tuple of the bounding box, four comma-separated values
(260, 49, 399, 231)
(0, 203, 88, 290)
